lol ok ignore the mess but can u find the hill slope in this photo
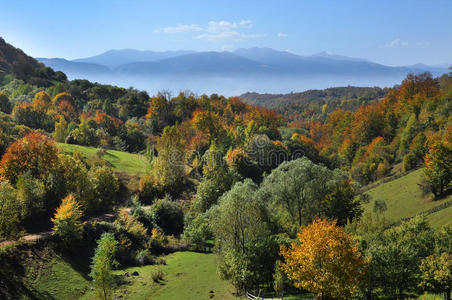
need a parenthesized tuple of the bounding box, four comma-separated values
(364, 169, 452, 228)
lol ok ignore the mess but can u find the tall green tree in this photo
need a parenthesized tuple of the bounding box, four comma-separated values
(90, 233, 118, 300)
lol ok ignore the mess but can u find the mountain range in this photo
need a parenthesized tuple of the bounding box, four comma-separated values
(37, 47, 450, 96)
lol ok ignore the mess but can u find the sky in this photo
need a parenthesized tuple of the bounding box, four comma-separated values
(1, 0, 451, 66)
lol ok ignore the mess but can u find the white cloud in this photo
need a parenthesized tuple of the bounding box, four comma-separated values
(154, 19, 266, 42)
(277, 32, 288, 38)
(383, 39, 408, 48)
(154, 24, 202, 34)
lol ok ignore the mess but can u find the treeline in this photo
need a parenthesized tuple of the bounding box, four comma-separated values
(241, 86, 389, 123)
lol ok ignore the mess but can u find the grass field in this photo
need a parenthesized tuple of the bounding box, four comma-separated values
(364, 168, 452, 228)
(81, 252, 236, 300)
(58, 143, 150, 176)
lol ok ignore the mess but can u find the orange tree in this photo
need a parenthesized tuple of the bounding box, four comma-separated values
(0, 132, 60, 184)
(51, 194, 83, 248)
(280, 218, 367, 299)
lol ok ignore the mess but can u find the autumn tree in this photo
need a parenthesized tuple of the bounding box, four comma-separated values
(51, 194, 84, 247)
(0, 132, 60, 184)
(280, 219, 367, 300)
(423, 139, 452, 198)
(90, 233, 118, 300)
(54, 115, 69, 143)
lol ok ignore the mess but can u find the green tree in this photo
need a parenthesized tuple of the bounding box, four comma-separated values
(212, 179, 275, 290)
(150, 197, 184, 236)
(419, 253, 452, 300)
(89, 166, 119, 211)
(90, 233, 118, 300)
(0, 181, 22, 239)
(368, 217, 435, 299)
(152, 125, 185, 194)
(0, 92, 11, 114)
(259, 157, 361, 231)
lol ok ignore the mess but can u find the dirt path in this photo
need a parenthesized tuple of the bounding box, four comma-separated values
(0, 211, 116, 248)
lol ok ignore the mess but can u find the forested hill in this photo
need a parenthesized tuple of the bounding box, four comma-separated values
(0, 37, 66, 86)
(240, 86, 390, 123)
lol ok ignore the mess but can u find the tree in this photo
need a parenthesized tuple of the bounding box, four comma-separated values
(280, 219, 367, 300)
(51, 194, 83, 248)
(0, 132, 60, 184)
(0, 92, 11, 114)
(90, 233, 118, 300)
(213, 179, 274, 290)
(368, 217, 435, 299)
(423, 140, 452, 198)
(150, 197, 184, 236)
(0, 181, 22, 239)
(89, 166, 119, 211)
(259, 158, 361, 231)
(152, 125, 186, 193)
(54, 116, 69, 143)
(419, 253, 452, 300)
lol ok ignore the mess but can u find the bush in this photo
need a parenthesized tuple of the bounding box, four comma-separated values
(134, 249, 153, 266)
(114, 210, 147, 241)
(138, 174, 161, 204)
(150, 197, 184, 236)
(89, 166, 120, 210)
(151, 269, 165, 283)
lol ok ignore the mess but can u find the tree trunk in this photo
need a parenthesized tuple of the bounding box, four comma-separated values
(445, 288, 451, 300)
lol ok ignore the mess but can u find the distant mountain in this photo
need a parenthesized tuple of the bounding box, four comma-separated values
(74, 49, 195, 68)
(36, 47, 451, 95)
(116, 51, 270, 76)
(37, 58, 112, 77)
(311, 51, 369, 62)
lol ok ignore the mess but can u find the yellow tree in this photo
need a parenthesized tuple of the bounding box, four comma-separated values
(280, 218, 367, 300)
(51, 194, 84, 248)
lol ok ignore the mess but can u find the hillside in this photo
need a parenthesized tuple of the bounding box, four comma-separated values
(241, 86, 389, 122)
(58, 143, 150, 176)
(0, 37, 66, 86)
(364, 168, 452, 228)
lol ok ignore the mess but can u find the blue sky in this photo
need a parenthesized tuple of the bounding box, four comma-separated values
(1, 0, 451, 66)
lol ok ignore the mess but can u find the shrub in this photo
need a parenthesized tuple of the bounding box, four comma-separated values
(114, 210, 147, 241)
(138, 174, 161, 204)
(89, 166, 119, 210)
(150, 198, 184, 236)
(151, 269, 165, 283)
(134, 249, 153, 266)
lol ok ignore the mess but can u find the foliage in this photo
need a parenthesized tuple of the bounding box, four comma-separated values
(89, 166, 119, 210)
(424, 139, 452, 198)
(419, 253, 452, 297)
(150, 197, 184, 236)
(51, 194, 84, 247)
(90, 232, 119, 300)
(280, 218, 367, 299)
(114, 210, 147, 240)
(0, 131, 60, 184)
(0, 181, 22, 239)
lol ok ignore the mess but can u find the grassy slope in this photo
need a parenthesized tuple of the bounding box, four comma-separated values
(58, 143, 150, 176)
(83, 252, 236, 300)
(364, 169, 452, 228)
